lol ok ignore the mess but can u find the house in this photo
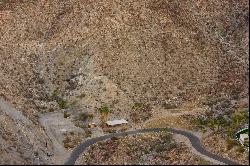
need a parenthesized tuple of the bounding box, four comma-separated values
(235, 127, 249, 147)
(106, 119, 128, 127)
(240, 134, 249, 146)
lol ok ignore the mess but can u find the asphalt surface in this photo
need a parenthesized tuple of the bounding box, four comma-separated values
(65, 128, 240, 165)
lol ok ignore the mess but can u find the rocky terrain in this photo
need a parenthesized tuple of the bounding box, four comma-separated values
(0, 0, 249, 165)
(202, 133, 249, 165)
(0, 103, 53, 165)
(76, 132, 212, 165)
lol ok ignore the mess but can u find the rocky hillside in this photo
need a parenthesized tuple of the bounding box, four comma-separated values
(0, 106, 53, 165)
(0, 0, 248, 164)
(1, 0, 248, 113)
(76, 132, 212, 165)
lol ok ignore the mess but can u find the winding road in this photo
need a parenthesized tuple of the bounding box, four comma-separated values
(0, 97, 240, 165)
(65, 128, 239, 165)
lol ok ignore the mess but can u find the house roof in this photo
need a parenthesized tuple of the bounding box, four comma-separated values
(106, 119, 128, 126)
(236, 127, 249, 139)
(240, 134, 249, 140)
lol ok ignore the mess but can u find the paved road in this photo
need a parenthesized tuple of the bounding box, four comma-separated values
(0, 98, 240, 165)
(65, 128, 239, 165)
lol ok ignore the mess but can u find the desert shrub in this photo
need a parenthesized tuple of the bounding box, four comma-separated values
(80, 124, 87, 129)
(191, 117, 207, 126)
(236, 146, 245, 153)
(207, 117, 227, 131)
(231, 111, 249, 126)
(192, 115, 228, 132)
(57, 99, 67, 109)
(111, 136, 119, 141)
(224, 110, 249, 138)
(85, 129, 92, 137)
(48, 108, 54, 112)
(78, 93, 86, 98)
(51, 88, 60, 99)
(198, 159, 210, 165)
(88, 114, 94, 120)
(143, 149, 150, 154)
(99, 106, 110, 114)
(159, 132, 172, 141)
(63, 136, 74, 149)
(130, 112, 140, 123)
(155, 142, 176, 153)
(155, 144, 167, 153)
(78, 112, 89, 121)
(50, 88, 69, 109)
(63, 137, 70, 144)
(64, 112, 70, 118)
(132, 103, 143, 110)
(75, 122, 87, 129)
(226, 139, 240, 150)
(130, 103, 152, 123)
(77, 112, 94, 122)
(107, 129, 117, 133)
(120, 126, 128, 132)
(64, 143, 75, 149)
(168, 142, 177, 149)
(162, 102, 178, 109)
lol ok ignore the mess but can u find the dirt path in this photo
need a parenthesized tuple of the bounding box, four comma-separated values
(39, 112, 84, 165)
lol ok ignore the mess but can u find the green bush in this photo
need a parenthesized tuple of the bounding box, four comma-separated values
(88, 114, 94, 120)
(51, 88, 60, 98)
(58, 99, 67, 109)
(192, 116, 227, 131)
(225, 127, 234, 138)
(143, 149, 150, 155)
(132, 103, 143, 110)
(225, 110, 249, 138)
(191, 118, 207, 126)
(99, 106, 110, 114)
(208, 117, 227, 131)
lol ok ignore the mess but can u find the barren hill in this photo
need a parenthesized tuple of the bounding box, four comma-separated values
(0, 0, 248, 164)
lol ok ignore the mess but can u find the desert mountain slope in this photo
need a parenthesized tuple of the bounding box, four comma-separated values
(0, 0, 248, 164)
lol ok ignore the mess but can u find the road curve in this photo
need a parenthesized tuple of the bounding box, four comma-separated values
(64, 128, 239, 165)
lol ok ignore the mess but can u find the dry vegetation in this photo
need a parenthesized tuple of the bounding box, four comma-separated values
(76, 132, 213, 165)
(0, 0, 248, 164)
(1, 0, 248, 116)
(202, 133, 249, 165)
